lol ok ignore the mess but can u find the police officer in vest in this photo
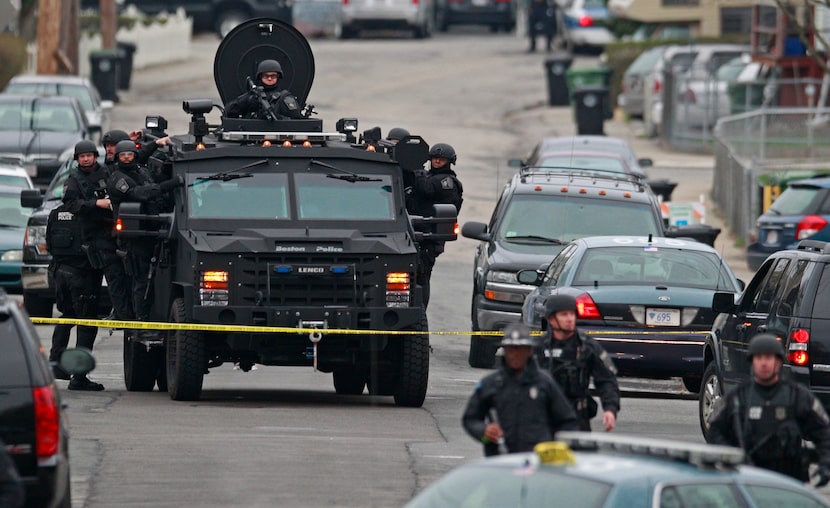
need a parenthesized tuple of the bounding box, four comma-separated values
(708, 333, 830, 484)
(63, 140, 134, 323)
(107, 140, 183, 330)
(463, 323, 578, 456)
(407, 143, 463, 308)
(225, 59, 303, 120)
(536, 294, 620, 431)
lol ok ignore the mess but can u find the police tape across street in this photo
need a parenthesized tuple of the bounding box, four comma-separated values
(29, 317, 712, 337)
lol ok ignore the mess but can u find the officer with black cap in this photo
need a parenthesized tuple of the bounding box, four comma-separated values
(536, 294, 620, 431)
(46, 142, 106, 391)
(463, 323, 578, 456)
(102, 129, 131, 169)
(226, 59, 303, 120)
(708, 333, 830, 485)
(408, 142, 463, 308)
(107, 140, 183, 327)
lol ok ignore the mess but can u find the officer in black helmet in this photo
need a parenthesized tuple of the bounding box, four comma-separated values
(536, 294, 620, 431)
(708, 333, 830, 485)
(463, 323, 578, 456)
(386, 127, 410, 144)
(408, 142, 463, 308)
(226, 59, 303, 120)
(102, 129, 131, 169)
(107, 140, 183, 329)
(45, 141, 106, 391)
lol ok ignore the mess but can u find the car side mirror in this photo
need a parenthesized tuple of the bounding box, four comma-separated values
(461, 221, 490, 241)
(20, 189, 43, 209)
(637, 158, 653, 167)
(712, 292, 737, 314)
(517, 269, 541, 285)
(508, 159, 524, 168)
(100, 100, 115, 110)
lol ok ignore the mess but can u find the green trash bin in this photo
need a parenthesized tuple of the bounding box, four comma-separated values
(565, 67, 612, 101)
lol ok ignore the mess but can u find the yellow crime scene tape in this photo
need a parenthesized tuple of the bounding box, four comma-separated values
(28, 317, 711, 338)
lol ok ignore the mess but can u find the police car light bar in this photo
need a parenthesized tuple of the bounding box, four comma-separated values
(556, 432, 745, 467)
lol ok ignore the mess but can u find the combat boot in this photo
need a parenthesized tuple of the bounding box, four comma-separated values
(68, 375, 105, 391)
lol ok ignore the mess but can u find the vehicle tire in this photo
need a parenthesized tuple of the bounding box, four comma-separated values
(333, 367, 366, 395)
(469, 335, 497, 368)
(682, 375, 701, 394)
(435, 9, 449, 32)
(366, 364, 395, 396)
(215, 8, 250, 38)
(124, 336, 157, 392)
(23, 291, 53, 317)
(57, 471, 71, 508)
(393, 312, 429, 407)
(166, 298, 207, 401)
(699, 362, 722, 442)
(154, 346, 168, 392)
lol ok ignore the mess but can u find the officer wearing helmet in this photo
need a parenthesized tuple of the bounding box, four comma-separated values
(107, 140, 183, 328)
(102, 129, 131, 167)
(536, 294, 620, 431)
(407, 142, 464, 307)
(101, 129, 169, 171)
(385, 127, 410, 144)
(463, 323, 578, 456)
(226, 59, 303, 120)
(708, 333, 830, 485)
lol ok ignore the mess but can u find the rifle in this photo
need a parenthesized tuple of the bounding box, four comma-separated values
(144, 240, 165, 300)
(246, 76, 278, 123)
(484, 408, 509, 456)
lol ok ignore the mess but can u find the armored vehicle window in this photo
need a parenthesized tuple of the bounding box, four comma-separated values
(295, 173, 395, 220)
(188, 173, 289, 219)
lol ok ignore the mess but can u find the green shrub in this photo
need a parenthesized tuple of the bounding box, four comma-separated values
(0, 33, 27, 92)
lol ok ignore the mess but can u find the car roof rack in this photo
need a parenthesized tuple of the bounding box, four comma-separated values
(518, 166, 646, 189)
(556, 431, 744, 468)
(796, 240, 830, 253)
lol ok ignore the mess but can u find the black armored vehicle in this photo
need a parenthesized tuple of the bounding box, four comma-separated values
(118, 19, 456, 406)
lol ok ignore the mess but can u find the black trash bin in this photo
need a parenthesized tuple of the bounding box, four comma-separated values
(543, 53, 573, 106)
(89, 49, 120, 102)
(571, 86, 609, 136)
(116, 41, 137, 90)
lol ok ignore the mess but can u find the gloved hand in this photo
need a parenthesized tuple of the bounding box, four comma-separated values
(813, 465, 830, 487)
(159, 175, 184, 192)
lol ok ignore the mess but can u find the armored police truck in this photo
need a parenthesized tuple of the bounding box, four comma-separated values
(117, 19, 457, 406)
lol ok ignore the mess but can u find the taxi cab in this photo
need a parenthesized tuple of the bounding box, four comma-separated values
(406, 432, 830, 507)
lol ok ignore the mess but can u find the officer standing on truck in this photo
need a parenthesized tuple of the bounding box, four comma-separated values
(463, 323, 578, 456)
(225, 59, 303, 120)
(107, 140, 182, 330)
(708, 333, 830, 485)
(536, 294, 620, 431)
(408, 142, 463, 308)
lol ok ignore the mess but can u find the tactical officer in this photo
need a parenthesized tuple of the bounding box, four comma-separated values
(463, 323, 578, 456)
(536, 294, 620, 431)
(63, 140, 134, 323)
(708, 333, 830, 484)
(408, 142, 463, 308)
(527, 0, 558, 52)
(102, 129, 131, 168)
(226, 59, 303, 120)
(107, 140, 183, 328)
(386, 127, 410, 144)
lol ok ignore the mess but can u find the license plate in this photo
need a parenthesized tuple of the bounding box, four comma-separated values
(646, 308, 680, 326)
(765, 229, 779, 245)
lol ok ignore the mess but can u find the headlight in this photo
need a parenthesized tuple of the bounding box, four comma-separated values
(1, 250, 22, 262)
(200, 270, 229, 306)
(484, 270, 526, 303)
(486, 270, 518, 284)
(25, 225, 48, 255)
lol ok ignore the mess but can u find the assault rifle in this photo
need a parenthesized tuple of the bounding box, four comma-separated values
(246, 76, 279, 122)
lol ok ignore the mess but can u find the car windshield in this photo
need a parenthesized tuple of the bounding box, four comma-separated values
(768, 186, 820, 215)
(537, 156, 627, 174)
(572, 246, 736, 290)
(0, 175, 30, 189)
(582, 0, 606, 8)
(497, 195, 662, 251)
(0, 101, 80, 132)
(0, 192, 28, 228)
(716, 60, 746, 81)
(295, 173, 394, 220)
(6, 83, 94, 111)
(406, 465, 611, 508)
(627, 47, 665, 73)
(44, 161, 82, 201)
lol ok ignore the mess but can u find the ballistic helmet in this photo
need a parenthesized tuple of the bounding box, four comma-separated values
(102, 129, 130, 146)
(545, 294, 577, 317)
(500, 323, 536, 347)
(73, 140, 97, 160)
(114, 140, 138, 156)
(428, 143, 457, 164)
(387, 127, 410, 142)
(747, 333, 785, 361)
(256, 59, 284, 79)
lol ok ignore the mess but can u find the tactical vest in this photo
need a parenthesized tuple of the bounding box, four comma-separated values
(70, 166, 108, 200)
(547, 336, 596, 418)
(741, 383, 803, 462)
(46, 204, 84, 258)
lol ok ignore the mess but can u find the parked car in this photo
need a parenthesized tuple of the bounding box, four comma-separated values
(4, 75, 113, 138)
(518, 235, 743, 392)
(406, 432, 830, 508)
(745, 176, 830, 271)
(336, 0, 434, 38)
(625, 22, 692, 42)
(518, 150, 637, 177)
(675, 52, 752, 129)
(618, 45, 668, 119)
(461, 169, 666, 368)
(0, 287, 97, 508)
(434, 0, 516, 33)
(0, 94, 93, 185)
(702, 240, 830, 441)
(558, 0, 616, 51)
(0, 186, 27, 294)
(0, 163, 35, 189)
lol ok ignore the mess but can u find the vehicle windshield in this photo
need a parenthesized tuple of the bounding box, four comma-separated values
(187, 172, 395, 220)
(627, 47, 665, 73)
(572, 246, 736, 290)
(0, 101, 80, 132)
(716, 59, 746, 81)
(537, 156, 627, 175)
(497, 195, 662, 252)
(406, 465, 611, 508)
(6, 83, 94, 111)
(0, 175, 30, 189)
(0, 192, 28, 228)
(768, 186, 820, 215)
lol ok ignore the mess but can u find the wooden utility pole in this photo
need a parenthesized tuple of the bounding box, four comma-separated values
(36, 0, 62, 74)
(100, 0, 116, 49)
(57, 0, 80, 73)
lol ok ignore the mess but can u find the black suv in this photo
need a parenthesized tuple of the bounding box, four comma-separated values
(700, 240, 830, 441)
(0, 288, 95, 507)
(461, 169, 667, 368)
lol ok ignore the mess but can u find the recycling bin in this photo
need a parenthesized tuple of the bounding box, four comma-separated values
(117, 41, 137, 90)
(565, 67, 612, 101)
(89, 49, 120, 102)
(572, 86, 609, 136)
(544, 53, 573, 106)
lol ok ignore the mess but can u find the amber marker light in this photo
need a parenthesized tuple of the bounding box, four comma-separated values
(262, 140, 272, 147)
(282, 140, 292, 147)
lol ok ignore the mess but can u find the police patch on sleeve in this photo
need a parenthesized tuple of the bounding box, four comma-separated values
(599, 350, 617, 375)
(116, 178, 130, 194)
(441, 177, 454, 190)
